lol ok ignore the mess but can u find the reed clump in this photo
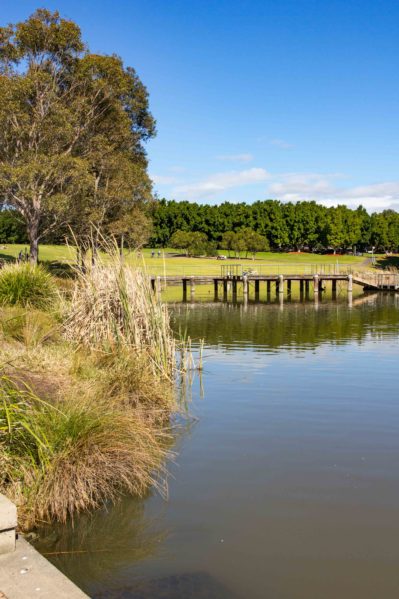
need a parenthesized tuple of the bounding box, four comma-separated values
(64, 260, 176, 380)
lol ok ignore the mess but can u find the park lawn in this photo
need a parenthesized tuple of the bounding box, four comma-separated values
(0, 243, 77, 263)
(1, 243, 366, 276)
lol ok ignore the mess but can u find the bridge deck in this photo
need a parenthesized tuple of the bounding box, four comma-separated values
(150, 272, 399, 294)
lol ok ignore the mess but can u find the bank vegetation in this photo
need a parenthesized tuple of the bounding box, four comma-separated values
(0, 255, 179, 530)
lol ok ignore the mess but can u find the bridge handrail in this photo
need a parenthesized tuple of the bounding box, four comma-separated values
(220, 262, 352, 277)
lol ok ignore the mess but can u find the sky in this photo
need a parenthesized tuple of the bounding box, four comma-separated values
(2, 0, 399, 211)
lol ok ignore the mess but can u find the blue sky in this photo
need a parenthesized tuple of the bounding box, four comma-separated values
(3, 1, 399, 211)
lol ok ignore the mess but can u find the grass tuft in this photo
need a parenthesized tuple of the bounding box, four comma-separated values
(0, 374, 171, 528)
(0, 263, 57, 309)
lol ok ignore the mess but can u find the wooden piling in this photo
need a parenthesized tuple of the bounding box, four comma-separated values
(278, 274, 284, 296)
(313, 274, 319, 296)
(300, 279, 304, 299)
(214, 279, 219, 300)
(232, 277, 237, 300)
(255, 279, 260, 301)
(182, 278, 187, 302)
(243, 275, 249, 300)
(190, 276, 195, 301)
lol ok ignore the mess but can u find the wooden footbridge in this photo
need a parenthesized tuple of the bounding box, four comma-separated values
(151, 265, 399, 302)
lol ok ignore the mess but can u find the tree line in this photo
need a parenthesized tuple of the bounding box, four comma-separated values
(150, 199, 399, 253)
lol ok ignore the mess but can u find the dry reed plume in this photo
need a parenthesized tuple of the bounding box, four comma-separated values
(63, 256, 176, 380)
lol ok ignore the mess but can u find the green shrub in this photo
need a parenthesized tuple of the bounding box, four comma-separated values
(0, 263, 57, 309)
(0, 374, 171, 528)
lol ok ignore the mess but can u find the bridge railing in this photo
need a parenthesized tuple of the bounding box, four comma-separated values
(221, 262, 353, 277)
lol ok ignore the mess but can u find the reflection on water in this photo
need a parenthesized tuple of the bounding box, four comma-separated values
(171, 293, 399, 352)
(34, 498, 166, 592)
(35, 294, 399, 599)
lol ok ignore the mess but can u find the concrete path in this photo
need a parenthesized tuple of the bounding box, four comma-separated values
(0, 535, 89, 599)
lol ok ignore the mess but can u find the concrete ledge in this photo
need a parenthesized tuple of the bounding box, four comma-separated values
(0, 536, 89, 599)
(0, 494, 17, 555)
(0, 494, 89, 598)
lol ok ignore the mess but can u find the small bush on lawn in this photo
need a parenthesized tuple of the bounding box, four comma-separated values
(0, 263, 57, 309)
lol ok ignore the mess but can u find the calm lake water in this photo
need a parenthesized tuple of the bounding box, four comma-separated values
(35, 294, 399, 599)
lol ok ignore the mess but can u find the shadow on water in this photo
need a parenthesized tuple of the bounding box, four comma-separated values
(33, 497, 167, 592)
(93, 572, 239, 599)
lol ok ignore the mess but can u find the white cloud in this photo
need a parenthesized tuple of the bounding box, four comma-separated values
(154, 165, 399, 212)
(216, 153, 253, 162)
(268, 173, 341, 200)
(270, 138, 294, 150)
(267, 173, 399, 212)
(173, 168, 270, 199)
(151, 174, 178, 185)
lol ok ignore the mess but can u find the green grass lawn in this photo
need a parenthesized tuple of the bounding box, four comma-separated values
(0, 243, 368, 276)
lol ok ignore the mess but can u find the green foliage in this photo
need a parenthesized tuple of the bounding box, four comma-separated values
(0, 210, 28, 244)
(220, 229, 268, 257)
(170, 230, 216, 256)
(0, 9, 155, 262)
(0, 263, 57, 308)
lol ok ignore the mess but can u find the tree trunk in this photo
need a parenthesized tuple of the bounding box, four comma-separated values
(27, 220, 40, 264)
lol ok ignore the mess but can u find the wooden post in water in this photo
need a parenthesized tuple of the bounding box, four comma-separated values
(190, 276, 195, 301)
(313, 275, 319, 298)
(300, 279, 304, 300)
(348, 274, 353, 293)
(278, 274, 284, 297)
(243, 275, 249, 300)
(232, 277, 237, 301)
(267, 280, 271, 300)
(214, 279, 218, 301)
(318, 278, 324, 296)
(305, 279, 310, 299)
(223, 279, 228, 301)
(287, 279, 292, 297)
(255, 279, 260, 301)
(182, 278, 187, 302)
(332, 279, 337, 299)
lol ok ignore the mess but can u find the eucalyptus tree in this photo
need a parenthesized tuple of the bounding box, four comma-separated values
(0, 9, 155, 262)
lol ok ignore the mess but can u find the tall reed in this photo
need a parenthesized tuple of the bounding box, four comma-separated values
(63, 253, 176, 380)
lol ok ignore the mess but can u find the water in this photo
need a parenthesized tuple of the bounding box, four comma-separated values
(35, 294, 399, 598)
